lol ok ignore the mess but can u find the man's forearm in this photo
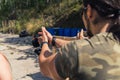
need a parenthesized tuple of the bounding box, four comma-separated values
(53, 36, 77, 48)
(40, 43, 52, 60)
(39, 43, 63, 80)
(55, 38, 70, 47)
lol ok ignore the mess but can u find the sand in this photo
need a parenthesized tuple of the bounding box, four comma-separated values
(0, 33, 51, 80)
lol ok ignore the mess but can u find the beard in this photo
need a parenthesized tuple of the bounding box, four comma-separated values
(84, 13, 93, 38)
(87, 23, 94, 37)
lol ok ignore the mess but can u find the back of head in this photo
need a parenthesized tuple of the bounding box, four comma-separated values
(83, 0, 120, 38)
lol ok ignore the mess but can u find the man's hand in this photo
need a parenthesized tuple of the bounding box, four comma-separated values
(38, 27, 53, 44)
(41, 27, 48, 42)
(77, 29, 88, 39)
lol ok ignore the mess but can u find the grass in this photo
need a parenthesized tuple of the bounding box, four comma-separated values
(0, 1, 82, 35)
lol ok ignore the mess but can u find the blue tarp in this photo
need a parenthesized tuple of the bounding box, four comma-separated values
(46, 28, 85, 37)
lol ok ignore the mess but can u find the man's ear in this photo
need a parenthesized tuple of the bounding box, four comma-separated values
(86, 4, 93, 19)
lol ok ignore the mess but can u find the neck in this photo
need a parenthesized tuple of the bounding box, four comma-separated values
(92, 21, 111, 35)
(100, 23, 110, 32)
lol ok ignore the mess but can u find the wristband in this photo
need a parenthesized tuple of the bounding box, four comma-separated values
(41, 41, 48, 47)
(52, 37, 56, 46)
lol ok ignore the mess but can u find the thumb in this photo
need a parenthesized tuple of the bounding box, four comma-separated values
(77, 29, 84, 39)
(80, 29, 84, 38)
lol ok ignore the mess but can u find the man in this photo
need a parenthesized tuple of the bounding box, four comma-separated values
(38, 0, 120, 80)
(0, 53, 12, 80)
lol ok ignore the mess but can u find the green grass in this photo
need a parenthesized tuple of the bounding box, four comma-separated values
(0, 1, 83, 35)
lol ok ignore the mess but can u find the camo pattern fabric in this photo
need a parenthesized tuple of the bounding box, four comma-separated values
(55, 32, 120, 80)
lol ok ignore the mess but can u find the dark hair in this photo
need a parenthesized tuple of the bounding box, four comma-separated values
(83, 0, 120, 38)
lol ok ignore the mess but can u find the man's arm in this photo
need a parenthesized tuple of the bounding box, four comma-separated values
(0, 53, 12, 80)
(39, 27, 86, 48)
(38, 28, 71, 48)
(52, 37, 70, 47)
(39, 27, 64, 80)
(38, 27, 83, 80)
(39, 43, 64, 80)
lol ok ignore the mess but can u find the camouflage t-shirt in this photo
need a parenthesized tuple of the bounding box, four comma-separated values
(55, 32, 120, 80)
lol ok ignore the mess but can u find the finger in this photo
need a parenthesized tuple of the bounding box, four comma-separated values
(42, 27, 50, 35)
(79, 29, 84, 39)
(42, 26, 46, 31)
(42, 28, 46, 36)
(38, 32, 43, 35)
(38, 37, 42, 43)
(42, 28, 48, 42)
(41, 27, 47, 35)
(76, 31, 80, 39)
(42, 27, 53, 41)
(80, 29, 84, 37)
(42, 27, 47, 32)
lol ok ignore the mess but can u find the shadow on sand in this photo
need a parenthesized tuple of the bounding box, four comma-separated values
(26, 72, 52, 80)
(3, 36, 32, 46)
(3, 36, 52, 80)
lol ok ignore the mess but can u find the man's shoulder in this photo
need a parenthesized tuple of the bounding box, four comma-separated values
(76, 33, 120, 79)
(74, 32, 118, 54)
(76, 32, 115, 46)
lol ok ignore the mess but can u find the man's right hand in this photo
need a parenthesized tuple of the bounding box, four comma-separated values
(38, 27, 53, 44)
(77, 29, 88, 39)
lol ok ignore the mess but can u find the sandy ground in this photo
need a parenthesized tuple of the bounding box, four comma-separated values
(0, 33, 51, 80)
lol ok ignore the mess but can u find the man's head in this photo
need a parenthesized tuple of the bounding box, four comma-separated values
(82, 0, 120, 37)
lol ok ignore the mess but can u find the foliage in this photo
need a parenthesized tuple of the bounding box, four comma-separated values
(0, 0, 82, 35)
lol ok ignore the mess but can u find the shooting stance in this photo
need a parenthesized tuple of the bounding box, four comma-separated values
(38, 0, 120, 80)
